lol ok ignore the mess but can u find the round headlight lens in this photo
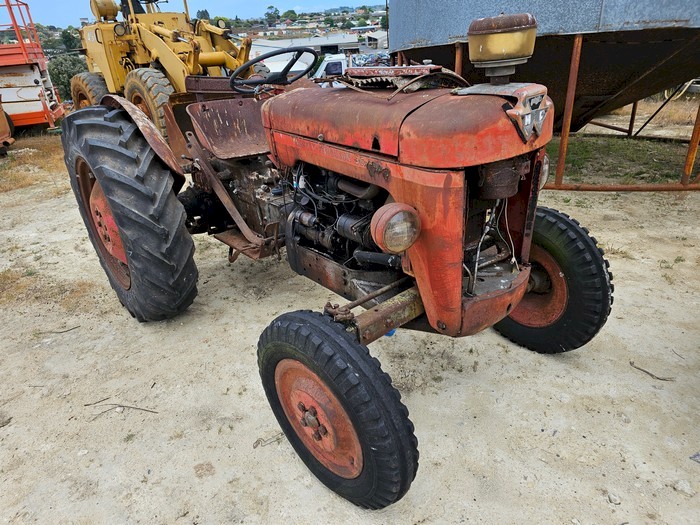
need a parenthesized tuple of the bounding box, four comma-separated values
(114, 23, 126, 37)
(371, 203, 421, 254)
(217, 19, 227, 29)
(539, 153, 550, 190)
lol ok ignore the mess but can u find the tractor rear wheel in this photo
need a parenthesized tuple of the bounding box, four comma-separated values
(70, 72, 109, 109)
(123, 68, 174, 140)
(494, 207, 613, 353)
(61, 105, 198, 321)
(258, 311, 418, 509)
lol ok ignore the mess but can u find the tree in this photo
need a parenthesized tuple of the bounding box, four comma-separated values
(196, 9, 211, 20)
(281, 9, 298, 22)
(265, 5, 279, 26)
(341, 20, 354, 30)
(357, 18, 368, 27)
(47, 55, 87, 100)
(60, 27, 80, 50)
(323, 16, 335, 27)
(380, 14, 388, 30)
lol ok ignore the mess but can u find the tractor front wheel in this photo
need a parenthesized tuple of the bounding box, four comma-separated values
(61, 105, 198, 321)
(258, 311, 418, 509)
(70, 72, 109, 109)
(123, 68, 174, 140)
(494, 207, 613, 353)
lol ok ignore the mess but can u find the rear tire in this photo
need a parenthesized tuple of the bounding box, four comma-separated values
(123, 68, 174, 140)
(61, 105, 198, 321)
(494, 207, 613, 353)
(258, 311, 418, 509)
(70, 72, 109, 109)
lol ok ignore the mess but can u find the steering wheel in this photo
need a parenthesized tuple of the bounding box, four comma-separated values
(229, 46, 319, 93)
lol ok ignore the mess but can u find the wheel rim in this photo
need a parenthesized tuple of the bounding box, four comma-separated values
(75, 157, 131, 290)
(275, 358, 363, 479)
(509, 244, 568, 328)
(76, 93, 91, 109)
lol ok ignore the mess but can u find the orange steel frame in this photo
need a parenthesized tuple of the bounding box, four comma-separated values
(549, 33, 700, 192)
(0, 0, 64, 127)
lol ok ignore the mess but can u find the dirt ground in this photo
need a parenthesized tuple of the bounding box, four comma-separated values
(1, 135, 698, 524)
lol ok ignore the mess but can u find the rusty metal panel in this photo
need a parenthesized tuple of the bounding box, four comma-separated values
(263, 87, 450, 158)
(287, 244, 401, 303)
(345, 65, 442, 77)
(186, 98, 269, 159)
(460, 268, 530, 336)
(399, 93, 553, 169)
(185, 76, 234, 94)
(101, 95, 186, 185)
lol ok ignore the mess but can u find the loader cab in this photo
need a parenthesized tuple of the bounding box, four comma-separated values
(119, 0, 145, 18)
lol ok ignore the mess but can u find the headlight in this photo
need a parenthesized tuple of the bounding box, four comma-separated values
(114, 23, 126, 37)
(217, 19, 227, 29)
(371, 203, 421, 254)
(539, 153, 550, 190)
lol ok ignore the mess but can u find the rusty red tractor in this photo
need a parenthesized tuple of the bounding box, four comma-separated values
(61, 14, 613, 509)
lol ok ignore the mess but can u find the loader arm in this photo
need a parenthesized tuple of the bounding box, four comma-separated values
(135, 25, 190, 92)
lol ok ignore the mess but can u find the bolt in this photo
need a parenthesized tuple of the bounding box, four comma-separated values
(437, 321, 447, 330)
(308, 406, 317, 417)
(312, 431, 322, 441)
(297, 402, 306, 413)
(300, 417, 308, 427)
(318, 425, 328, 436)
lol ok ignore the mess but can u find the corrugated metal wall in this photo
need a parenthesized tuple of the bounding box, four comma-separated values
(390, 0, 700, 52)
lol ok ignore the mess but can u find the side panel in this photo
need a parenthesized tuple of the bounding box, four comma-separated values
(81, 24, 129, 93)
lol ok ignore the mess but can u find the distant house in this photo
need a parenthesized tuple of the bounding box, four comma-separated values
(365, 30, 388, 49)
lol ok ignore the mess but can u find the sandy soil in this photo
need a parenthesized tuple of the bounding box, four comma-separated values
(1, 136, 698, 524)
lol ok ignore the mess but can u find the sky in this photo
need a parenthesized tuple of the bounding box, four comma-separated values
(2, 1, 381, 28)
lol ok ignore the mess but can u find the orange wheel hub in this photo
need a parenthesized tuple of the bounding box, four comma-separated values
(509, 244, 568, 328)
(275, 359, 363, 479)
(76, 157, 131, 290)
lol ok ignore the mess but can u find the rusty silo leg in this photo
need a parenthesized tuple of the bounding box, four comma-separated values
(555, 34, 583, 187)
(682, 101, 700, 185)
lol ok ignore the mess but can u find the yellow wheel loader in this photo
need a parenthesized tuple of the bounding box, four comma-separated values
(72, 0, 255, 140)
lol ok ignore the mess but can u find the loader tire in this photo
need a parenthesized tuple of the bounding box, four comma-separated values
(494, 207, 613, 353)
(61, 105, 198, 321)
(70, 72, 109, 109)
(124, 68, 174, 140)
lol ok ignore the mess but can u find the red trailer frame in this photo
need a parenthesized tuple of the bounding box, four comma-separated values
(0, 0, 64, 127)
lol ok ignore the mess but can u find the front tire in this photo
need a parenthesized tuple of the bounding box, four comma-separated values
(61, 105, 198, 321)
(494, 207, 613, 353)
(70, 72, 109, 109)
(258, 311, 418, 509)
(123, 68, 174, 140)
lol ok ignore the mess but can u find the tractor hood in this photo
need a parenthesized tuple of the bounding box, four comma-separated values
(262, 83, 554, 169)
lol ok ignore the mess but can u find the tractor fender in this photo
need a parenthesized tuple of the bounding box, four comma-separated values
(101, 94, 186, 192)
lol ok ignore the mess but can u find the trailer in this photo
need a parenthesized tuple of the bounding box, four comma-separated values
(0, 0, 64, 128)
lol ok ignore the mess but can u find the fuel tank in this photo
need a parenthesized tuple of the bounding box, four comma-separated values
(262, 83, 554, 169)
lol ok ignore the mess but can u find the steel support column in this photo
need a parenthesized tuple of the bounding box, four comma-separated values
(555, 34, 583, 186)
